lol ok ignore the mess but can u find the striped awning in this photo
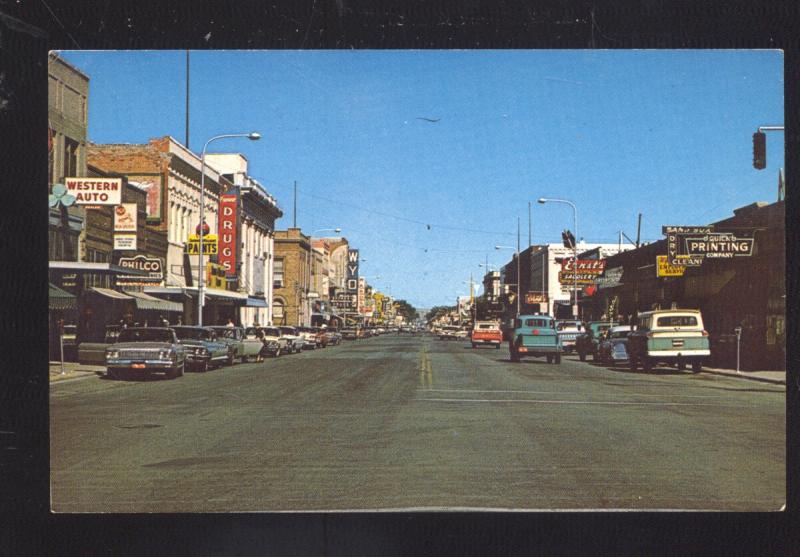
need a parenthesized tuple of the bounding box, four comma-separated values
(49, 283, 76, 311)
(89, 287, 133, 301)
(124, 290, 183, 313)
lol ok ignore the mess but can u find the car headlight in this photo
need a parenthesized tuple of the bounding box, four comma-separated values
(195, 347, 208, 355)
(106, 350, 119, 359)
(159, 349, 173, 360)
(268, 341, 278, 348)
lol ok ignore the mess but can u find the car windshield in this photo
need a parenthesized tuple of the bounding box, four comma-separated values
(118, 328, 173, 343)
(557, 322, 581, 331)
(262, 327, 281, 337)
(279, 327, 296, 335)
(610, 331, 629, 339)
(211, 327, 238, 339)
(656, 315, 699, 327)
(477, 324, 497, 330)
(172, 327, 210, 340)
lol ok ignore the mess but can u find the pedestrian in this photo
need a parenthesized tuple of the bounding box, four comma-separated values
(159, 314, 169, 327)
(226, 318, 235, 327)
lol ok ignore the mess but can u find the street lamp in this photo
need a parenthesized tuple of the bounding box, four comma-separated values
(538, 197, 578, 319)
(197, 132, 260, 326)
(495, 245, 521, 315)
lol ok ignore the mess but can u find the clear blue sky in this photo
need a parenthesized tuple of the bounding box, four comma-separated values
(59, 50, 784, 309)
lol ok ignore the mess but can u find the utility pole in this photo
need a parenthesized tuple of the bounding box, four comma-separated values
(185, 50, 190, 148)
(636, 213, 642, 248)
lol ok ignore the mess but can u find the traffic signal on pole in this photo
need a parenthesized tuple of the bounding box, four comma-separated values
(753, 131, 766, 170)
(562, 230, 575, 249)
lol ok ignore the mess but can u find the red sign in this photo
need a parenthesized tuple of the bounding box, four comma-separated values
(218, 194, 238, 277)
(560, 259, 607, 273)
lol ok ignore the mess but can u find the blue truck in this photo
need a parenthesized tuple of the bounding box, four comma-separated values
(509, 314, 562, 364)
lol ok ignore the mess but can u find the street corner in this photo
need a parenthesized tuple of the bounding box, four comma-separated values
(49, 362, 105, 383)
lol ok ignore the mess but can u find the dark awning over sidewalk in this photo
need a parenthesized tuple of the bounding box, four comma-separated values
(124, 290, 183, 313)
(245, 296, 269, 308)
(49, 283, 76, 311)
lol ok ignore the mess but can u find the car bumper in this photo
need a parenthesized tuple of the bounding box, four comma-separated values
(107, 359, 176, 371)
(473, 339, 501, 344)
(518, 346, 560, 354)
(646, 350, 711, 358)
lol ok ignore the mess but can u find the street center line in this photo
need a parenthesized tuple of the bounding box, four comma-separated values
(418, 398, 747, 407)
(421, 389, 726, 398)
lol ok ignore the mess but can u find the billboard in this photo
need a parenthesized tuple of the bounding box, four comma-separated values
(218, 194, 238, 277)
(559, 259, 606, 285)
(113, 203, 137, 232)
(65, 177, 122, 205)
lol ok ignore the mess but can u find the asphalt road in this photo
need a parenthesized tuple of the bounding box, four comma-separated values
(50, 334, 785, 512)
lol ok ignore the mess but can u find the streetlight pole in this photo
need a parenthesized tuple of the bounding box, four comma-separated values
(197, 132, 261, 326)
(538, 197, 578, 319)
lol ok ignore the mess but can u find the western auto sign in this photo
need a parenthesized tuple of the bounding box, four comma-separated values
(116, 255, 163, 286)
(218, 194, 238, 277)
(559, 259, 607, 285)
(65, 177, 122, 205)
(656, 255, 687, 277)
(114, 203, 137, 232)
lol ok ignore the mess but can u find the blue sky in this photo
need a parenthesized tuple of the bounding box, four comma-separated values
(59, 50, 784, 308)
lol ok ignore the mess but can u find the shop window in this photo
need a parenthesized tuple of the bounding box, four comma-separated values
(63, 136, 79, 179)
(273, 299, 284, 319)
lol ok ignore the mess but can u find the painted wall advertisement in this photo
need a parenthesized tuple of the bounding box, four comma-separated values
(218, 194, 238, 277)
(65, 177, 122, 205)
(114, 203, 138, 232)
(128, 175, 163, 220)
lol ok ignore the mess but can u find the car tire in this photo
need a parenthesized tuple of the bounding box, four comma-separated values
(241, 355, 248, 363)
(579, 351, 586, 362)
(274, 347, 281, 357)
(546, 355, 553, 364)
(691, 361, 703, 373)
(510, 345, 520, 363)
(629, 357, 638, 372)
(471, 343, 476, 348)
(554, 353, 561, 364)
(106, 368, 118, 380)
(677, 359, 685, 371)
(227, 350, 235, 366)
(198, 360, 208, 372)
(642, 357, 653, 373)
(495, 344, 500, 349)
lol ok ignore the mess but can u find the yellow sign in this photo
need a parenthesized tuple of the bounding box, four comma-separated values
(185, 234, 218, 255)
(206, 262, 227, 289)
(657, 255, 687, 277)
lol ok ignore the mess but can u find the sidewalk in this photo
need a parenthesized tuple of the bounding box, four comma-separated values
(49, 361, 106, 383)
(701, 366, 786, 386)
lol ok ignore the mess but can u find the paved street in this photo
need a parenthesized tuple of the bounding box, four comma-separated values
(50, 334, 785, 512)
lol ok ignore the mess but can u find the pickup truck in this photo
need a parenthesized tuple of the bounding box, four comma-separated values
(509, 314, 561, 363)
(627, 309, 711, 373)
(556, 320, 584, 353)
(575, 321, 617, 361)
(471, 321, 503, 349)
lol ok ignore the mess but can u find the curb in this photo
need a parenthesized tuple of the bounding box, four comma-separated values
(701, 369, 785, 386)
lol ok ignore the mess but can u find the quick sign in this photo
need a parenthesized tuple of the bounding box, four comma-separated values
(114, 203, 137, 232)
(218, 195, 238, 276)
(663, 225, 713, 266)
(65, 178, 122, 205)
(656, 255, 687, 277)
(684, 233, 754, 258)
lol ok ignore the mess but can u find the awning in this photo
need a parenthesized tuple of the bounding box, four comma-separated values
(124, 290, 183, 312)
(89, 287, 133, 301)
(49, 261, 148, 276)
(245, 296, 269, 308)
(49, 283, 76, 311)
(143, 286, 248, 304)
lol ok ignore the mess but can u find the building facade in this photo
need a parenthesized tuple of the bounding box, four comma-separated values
(272, 228, 312, 326)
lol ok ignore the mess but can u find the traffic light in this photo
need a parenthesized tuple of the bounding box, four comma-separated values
(561, 230, 575, 249)
(753, 131, 766, 169)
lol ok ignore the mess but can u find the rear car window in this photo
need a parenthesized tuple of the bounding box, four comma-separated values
(656, 315, 698, 327)
(524, 319, 549, 327)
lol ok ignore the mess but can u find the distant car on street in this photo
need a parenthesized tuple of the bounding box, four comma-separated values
(105, 327, 187, 380)
(278, 326, 305, 353)
(326, 329, 342, 346)
(341, 327, 359, 340)
(509, 314, 561, 364)
(259, 326, 288, 357)
(438, 325, 460, 340)
(471, 321, 502, 348)
(209, 326, 263, 363)
(597, 325, 633, 365)
(556, 320, 584, 353)
(576, 321, 617, 361)
(627, 309, 711, 373)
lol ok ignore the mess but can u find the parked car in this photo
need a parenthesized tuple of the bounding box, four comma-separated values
(105, 327, 187, 380)
(209, 326, 263, 363)
(438, 325, 460, 340)
(556, 320, 584, 353)
(471, 321, 503, 349)
(259, 326, 288, 357)
(627, 309, 711, 373)
(295, 326, 319, 349)
(312, 326, 331, 347)
(326, 329, 343, 346)
(77, 324, 124, 365)
(509, 314, 561, 363)
(278, 326, 305, 353)
(576, 321, 618, 361)
(597, 325, 633, 365)
(172, 326, 233, 371)
(341, 327, 359, 340)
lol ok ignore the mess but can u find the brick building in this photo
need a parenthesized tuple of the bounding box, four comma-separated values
(272, 228, 312, 326)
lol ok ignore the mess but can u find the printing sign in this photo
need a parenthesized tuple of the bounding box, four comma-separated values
(218, 194, 238, 276)
(662, 225, 754, 266)
(114, 203, 137, 232)
(663, 225, 713, 266)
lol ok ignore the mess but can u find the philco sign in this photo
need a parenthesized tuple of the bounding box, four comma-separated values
(116, 255, 163, 285)
(65, 177, 122, 205)
(218, 194, 238, 277)
(559, 259, 607, 285)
